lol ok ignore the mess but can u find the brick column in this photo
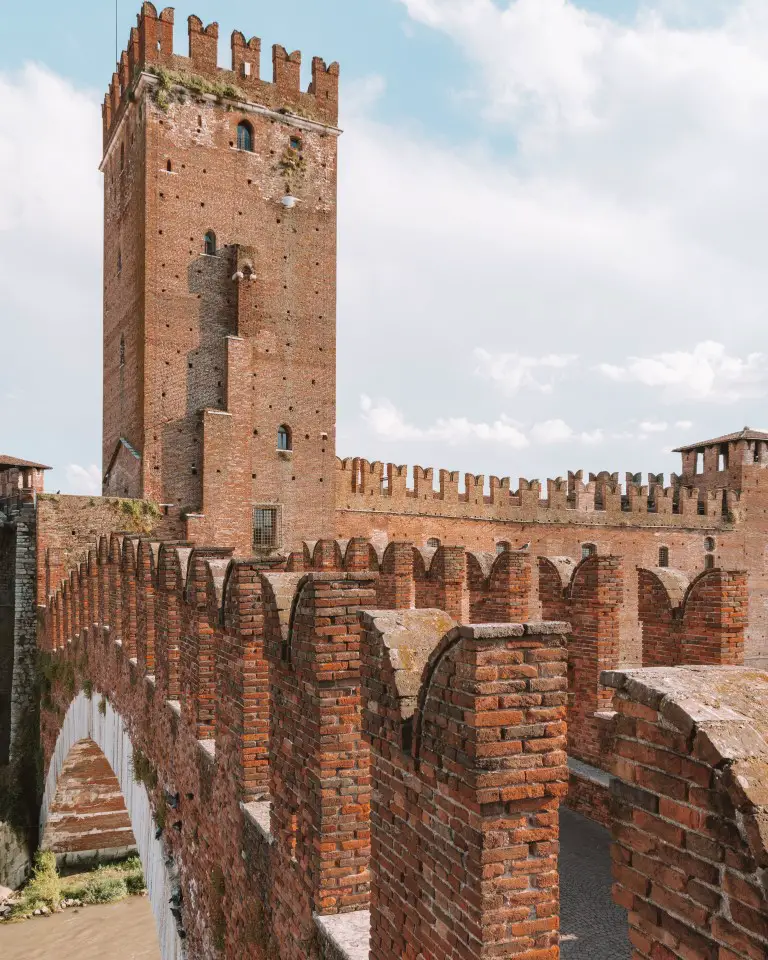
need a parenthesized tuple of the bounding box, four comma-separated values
(682, 569, 747, 665)
(363, 612, 569, 960)
(267, 572, 375, 958)
(567, 555, 622, 767)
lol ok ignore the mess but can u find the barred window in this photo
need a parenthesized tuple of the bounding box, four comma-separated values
(704, 554, 715, 570)
(581, 543, 597, 560)
(496, 541, 510, 555)
(253, 506, 280, 550)
(426, 538, 441, 549)
(659, 546, 670, 568)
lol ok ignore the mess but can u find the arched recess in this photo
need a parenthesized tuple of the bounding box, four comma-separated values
(41, 691, 185, 960)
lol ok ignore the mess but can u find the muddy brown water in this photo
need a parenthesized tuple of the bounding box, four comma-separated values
(0, 896, 161, 959)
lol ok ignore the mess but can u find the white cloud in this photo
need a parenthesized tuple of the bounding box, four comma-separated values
(474, 349, 578, 395)
(65, 464, 101, 496)
(598, 342, 768, 402)
(360, 395, 529, 447)
(639, 420, 668, 433)
(0, 65, 102, 493)
(530, 419, 604, 445)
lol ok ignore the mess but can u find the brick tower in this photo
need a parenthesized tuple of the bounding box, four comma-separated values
(101, 4, 340, 555)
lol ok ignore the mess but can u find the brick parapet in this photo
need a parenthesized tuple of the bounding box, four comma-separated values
(604, 666, 768, 960)
(103, 4, 340, 153)
(361, 612, 570, 960)
(638, 566, 748, 667)
(337, 457, 739, 528)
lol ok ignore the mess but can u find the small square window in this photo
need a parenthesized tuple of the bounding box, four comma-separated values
(290, 136, 302, 151)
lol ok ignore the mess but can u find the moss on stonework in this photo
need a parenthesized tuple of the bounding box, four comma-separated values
(147, 66, 245, 111)
(131, 748, 158, 791)
(118, 498, 161, 534)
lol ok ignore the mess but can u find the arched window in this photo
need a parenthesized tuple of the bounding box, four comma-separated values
(704, 537, 715, 552)
(581, 543, 596, 560)
(203, 231, 217, 256)
(237, 121, 253, 152)
(496, 541, 510, 555)
(166, 159, 173, 172)
(119, 335, 125, 368)
(659, 546, 669, 568)
(277, 425, 292, 451)
(704, 554, 715, 570)
(426, 538, 441, 549)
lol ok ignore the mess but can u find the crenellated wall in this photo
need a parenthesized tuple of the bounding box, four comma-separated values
(37, 530, 567, 958)
(103, 3, 339, 151)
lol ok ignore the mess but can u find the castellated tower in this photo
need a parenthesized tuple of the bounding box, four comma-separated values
(100, 3, 340, 555)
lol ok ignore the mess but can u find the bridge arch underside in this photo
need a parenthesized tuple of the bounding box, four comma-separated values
(42, 691, 184, 960)
(41, 737, 136, 866)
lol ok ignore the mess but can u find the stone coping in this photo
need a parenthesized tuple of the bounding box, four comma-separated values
(315, 910, 371, 960)
(568, 756, 612, 789)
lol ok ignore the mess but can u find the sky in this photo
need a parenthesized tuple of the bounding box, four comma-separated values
(1, 0, 767, 496)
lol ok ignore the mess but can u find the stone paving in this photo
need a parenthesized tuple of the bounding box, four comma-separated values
(560, 806, 631, 960)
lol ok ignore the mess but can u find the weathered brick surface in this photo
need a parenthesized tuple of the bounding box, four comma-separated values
(605, 666, 768, 960)
(639, 567, 748, 667)
(362, 613, 569, 960)
(539, 555, 621, 771)
(102, 4, 340, 553)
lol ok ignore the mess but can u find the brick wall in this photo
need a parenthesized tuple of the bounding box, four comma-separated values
(362, 612, 569, 960)
(639, 567, 748, 667)
(605, 666, 768, 960)
(102, 5, 340, 552)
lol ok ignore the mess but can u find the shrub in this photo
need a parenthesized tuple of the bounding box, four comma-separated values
(12, 850, 61, 916)
(80, 875, 128, 905)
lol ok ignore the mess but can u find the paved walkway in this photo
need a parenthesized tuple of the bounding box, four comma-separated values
(560, 807, 631, 959)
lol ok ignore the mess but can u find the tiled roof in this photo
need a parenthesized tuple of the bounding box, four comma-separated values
(674, 427, 768, 453)
(0, 455, 52, 470)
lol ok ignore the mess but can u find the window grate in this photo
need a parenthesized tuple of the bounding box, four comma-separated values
(253, 505, 280, 550)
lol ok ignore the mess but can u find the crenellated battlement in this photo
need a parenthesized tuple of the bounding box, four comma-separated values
(335, 456, 741, 527)
(102, 4, 340, 151)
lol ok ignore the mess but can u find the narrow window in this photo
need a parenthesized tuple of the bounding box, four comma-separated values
(237, 121, 253, 152)
(119, 335, 125, 367)
(718, 445, 728, 472)
(695, 451, 703, 474)
(426, 538, 441, 549)
(704, 554, 715, 570)
(166, 159, 172, 172)
(659, 547, 669, 568)
(704, 537, 715, 552)
(581, 543, 597, 560)
(117, 249, 122, 275)
(496, 541, 510, 555)
(253, 506, 279, 550)
(120, 143, 125, 170)
(203, 231, 217, 256)
(277, 425, 292, 451)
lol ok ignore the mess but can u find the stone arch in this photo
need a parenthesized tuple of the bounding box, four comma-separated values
(41, 691, 184, 960)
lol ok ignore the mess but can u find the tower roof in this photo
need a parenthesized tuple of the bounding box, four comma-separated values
(673, 427, 768, 453)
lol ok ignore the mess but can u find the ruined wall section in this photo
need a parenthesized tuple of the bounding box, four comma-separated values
(606, 667, 768, 960)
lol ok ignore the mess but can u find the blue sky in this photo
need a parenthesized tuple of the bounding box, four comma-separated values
(1, 0, 766, 495)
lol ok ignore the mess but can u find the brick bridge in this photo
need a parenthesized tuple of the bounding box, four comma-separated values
(26, 530, 768, 960)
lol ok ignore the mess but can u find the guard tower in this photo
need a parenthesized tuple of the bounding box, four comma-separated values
(100, 4, 340, 554)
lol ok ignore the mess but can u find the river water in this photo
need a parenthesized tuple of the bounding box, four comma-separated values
(0, 896, 161, 959)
